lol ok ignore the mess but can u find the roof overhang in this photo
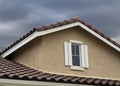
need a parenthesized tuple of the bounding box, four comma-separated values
(1, 22, 120, 58)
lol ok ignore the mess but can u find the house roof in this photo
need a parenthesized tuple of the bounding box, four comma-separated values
(0, 57, 120, 86)
(0, 16, 120, 57)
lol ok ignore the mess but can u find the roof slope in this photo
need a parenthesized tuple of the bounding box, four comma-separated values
(0, 16, 120, 55)
(0, 57, 120, 86)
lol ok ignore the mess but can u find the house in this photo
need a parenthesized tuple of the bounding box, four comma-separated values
(0, 16, 120, 86)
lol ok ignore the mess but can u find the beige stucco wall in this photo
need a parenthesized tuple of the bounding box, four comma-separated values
(11, 27, 120, 80)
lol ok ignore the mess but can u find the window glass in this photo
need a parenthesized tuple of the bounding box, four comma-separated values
(72, 44, 80, 66)
(72, 56, 80, 66)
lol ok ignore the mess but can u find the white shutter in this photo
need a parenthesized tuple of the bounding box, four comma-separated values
(81, 45, 89, 68)
(84, 45, 89, 68)
(68, 42, 72, 66)
(64, 42, 69, 66)
(64, 42, 72, 66)
(81, 45, 85, 68)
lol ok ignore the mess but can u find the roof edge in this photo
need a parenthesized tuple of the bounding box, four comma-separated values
(1, 16, 120, 58)
(0, 57, 119, 86)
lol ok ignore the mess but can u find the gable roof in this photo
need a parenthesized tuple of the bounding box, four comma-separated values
(0, 57, 120, 86)
(0, 16, 120, 58)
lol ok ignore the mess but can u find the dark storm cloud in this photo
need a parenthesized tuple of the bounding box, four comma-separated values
(0, 0, 120, 51)
(0, 0, 31, 22)
(45, 0, 102, 10)
(44, 0, 120, 36)
(85, 15, 120, 37)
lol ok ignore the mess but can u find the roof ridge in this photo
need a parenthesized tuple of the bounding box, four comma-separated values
(35, 16, 80, 31)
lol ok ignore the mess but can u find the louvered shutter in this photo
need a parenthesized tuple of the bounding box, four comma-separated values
(81, 45, 89, 68)
(81, 45, 85, 67)
(64, 42, 69, 66)
(84, 45, 89, 68)
(64, 42, 72, 66)
(68, 42, 72, 66)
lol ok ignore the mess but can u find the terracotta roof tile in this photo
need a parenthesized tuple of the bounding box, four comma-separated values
(71, 77, 80, 82)
(0, 16, 120, 55)
(0, 57, 119, 86)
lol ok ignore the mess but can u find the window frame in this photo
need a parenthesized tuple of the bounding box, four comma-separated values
(64, 40, 89, 71)
(70, 40, 84, 70)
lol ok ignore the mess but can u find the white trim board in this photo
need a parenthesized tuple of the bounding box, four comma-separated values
(1, 31, 38, 58)
(0, 78, 92, 86)
(1, 22, 120, 58)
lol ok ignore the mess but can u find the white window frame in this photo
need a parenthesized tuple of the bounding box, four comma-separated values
(64, 40, 89, 71)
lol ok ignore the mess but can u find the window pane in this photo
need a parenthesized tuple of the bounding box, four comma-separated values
(72, 44, 79, 55)
(75, 45, 79, 55)
(72, 43, 81, 66)
(72, 44, 76, 55)
(72, 56, 80, 66)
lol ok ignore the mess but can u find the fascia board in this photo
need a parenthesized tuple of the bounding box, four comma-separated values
(1, 31, 38, 58)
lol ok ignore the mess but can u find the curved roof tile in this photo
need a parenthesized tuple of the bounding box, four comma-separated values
(0, 57, 120, 86)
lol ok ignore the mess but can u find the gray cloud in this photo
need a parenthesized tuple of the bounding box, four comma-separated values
(0, 0, 120, 51)
(0, 0, 31, 22)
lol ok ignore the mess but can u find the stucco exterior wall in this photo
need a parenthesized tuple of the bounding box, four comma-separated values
(11, 27, 120, 80)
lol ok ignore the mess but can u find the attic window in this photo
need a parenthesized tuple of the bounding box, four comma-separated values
(72, 44, 80, 66)
(64, 40, 89, 71)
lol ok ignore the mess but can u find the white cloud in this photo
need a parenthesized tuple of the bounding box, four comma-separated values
(0, 22, 16, 31)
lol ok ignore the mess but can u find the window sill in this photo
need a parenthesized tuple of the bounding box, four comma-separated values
(70, 66, 84, 71)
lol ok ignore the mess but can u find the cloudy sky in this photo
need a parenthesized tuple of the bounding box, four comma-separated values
(0, 0, 120, 51)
